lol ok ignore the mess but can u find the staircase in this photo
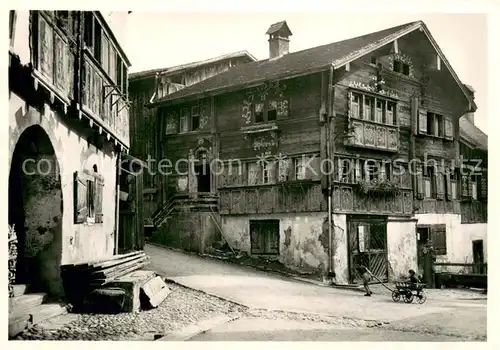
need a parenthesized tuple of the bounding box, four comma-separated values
(8, 284, 68, 338)
(151, 196, 176, 228)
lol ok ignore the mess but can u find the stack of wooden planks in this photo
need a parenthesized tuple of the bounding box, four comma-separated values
(61, 251, 150, 300)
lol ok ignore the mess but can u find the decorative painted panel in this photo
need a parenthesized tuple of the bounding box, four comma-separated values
(352, 120, 364, 145)
(387, 128, 398, 151)
(54, 33, 65, 90)
(259, 188, 274, 213)
(375, 126, 386, 148)
(277, 100, 289, 117)
(364, 124, 376, 146)
(246, 189, 258, 213)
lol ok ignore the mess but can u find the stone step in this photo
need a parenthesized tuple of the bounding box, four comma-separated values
(9, 293, 47, 319)
(30, 302, 68, 324)
(12, 284, 29, 297)
(8, 302, 68, 338)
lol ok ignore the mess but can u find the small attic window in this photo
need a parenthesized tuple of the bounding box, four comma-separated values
(393, 59, 410, 76)
(370, 56, 377, 65)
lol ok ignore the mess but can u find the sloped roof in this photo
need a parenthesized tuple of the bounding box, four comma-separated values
(149, 20, 474, 109)
(266, 21, 292, 36)
(460, 117, 488, 151)
(129, 51, 257, 81)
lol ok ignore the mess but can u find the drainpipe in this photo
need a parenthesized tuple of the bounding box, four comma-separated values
(114, 150, 122, 255)
(327, 65, 335, 275)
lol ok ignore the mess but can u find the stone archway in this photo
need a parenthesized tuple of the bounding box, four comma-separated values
(8, 125, 64, 297)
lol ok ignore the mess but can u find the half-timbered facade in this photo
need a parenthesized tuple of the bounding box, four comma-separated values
(8, 11, 132, 298)
(147, 20, 482, 284)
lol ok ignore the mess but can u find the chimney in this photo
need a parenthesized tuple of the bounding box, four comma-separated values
(464, 83, 476, 124)
(266, 21, 292, 59)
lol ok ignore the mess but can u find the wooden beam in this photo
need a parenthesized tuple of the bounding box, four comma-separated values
(392, 39, 399, 54)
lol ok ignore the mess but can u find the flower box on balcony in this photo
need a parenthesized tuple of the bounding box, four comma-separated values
(356, 179, 401, 195)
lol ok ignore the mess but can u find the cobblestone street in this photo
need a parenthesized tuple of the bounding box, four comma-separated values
(13, 244, 487, 341)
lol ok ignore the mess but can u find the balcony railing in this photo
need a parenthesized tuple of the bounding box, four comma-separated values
(33, 13, 75, 104)
(345, 118, 399, 152)
(82, 53, 130, 146)
(219, 181, 413, 216)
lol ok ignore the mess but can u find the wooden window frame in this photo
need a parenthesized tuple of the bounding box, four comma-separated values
(393, 59, 410, 76)
(191, 106, 201, 131)
(294, 157, 307, 180)
(350, 91, 397, 126)
(423, 165, 435, 198)
(179, 108, 189, 133)
(251, 95, 289, 124)
(74, 170, 104, 224)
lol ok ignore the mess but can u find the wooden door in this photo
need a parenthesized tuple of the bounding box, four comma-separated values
(472, 240, 484, 274)
(250, 220, 279, 255)
(118, 168, 144, 253)
(416, 227, 430, 274)
(348, 216, 388, 283)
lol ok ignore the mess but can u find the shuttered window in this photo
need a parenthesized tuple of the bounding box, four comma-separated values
(74, 170, 104, 224)
(431, 224, 447, 255)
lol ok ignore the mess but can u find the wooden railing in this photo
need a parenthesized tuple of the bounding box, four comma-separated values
(33, 12, 75, 104)
(81, 53, 130, 146)
(219, 181, 413, 216)
(345, 118, 399, 152)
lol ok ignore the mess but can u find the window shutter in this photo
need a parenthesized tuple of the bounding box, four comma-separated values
(444, 116, 453, 140)
(445, 172, 452, 201)
(418, 109, 427, 134)
(436, 169, 445, 200)
(355, 160, 362, 182)
(95, 176, 104, 223)
(461, 174, 470, 198)
(479, 172, 487, 200)
(74, 171, 88, 224)
(431, 224, 447, 255)
(416, 165, 424, 200)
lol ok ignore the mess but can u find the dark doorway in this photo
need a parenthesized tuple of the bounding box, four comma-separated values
(472, 239, 485, 274)
(195, 162, 211, 193)
(347, 215, 388, 284)
(250, 220, 279, 255)
(416, 226, 430, 274)
(8, 126, 63, 297)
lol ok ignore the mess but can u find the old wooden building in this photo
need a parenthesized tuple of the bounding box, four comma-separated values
(128, 52, 257, 227)
(146, 20, 485, 284)
(8, 10, 142, 332)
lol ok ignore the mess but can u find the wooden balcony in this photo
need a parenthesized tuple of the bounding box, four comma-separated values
(344, 118, 399, 152)
(81, 53, 130, 147)
(219, 181, 413, 216)
(32, 12, 76, 106)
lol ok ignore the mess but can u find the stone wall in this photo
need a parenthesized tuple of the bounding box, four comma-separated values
(387, 218, 418, 280)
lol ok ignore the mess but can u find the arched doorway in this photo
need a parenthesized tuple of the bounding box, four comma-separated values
(8, 125, 64, 297)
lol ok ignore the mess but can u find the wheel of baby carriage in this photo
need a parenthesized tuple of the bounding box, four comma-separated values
(416, 290, 427, 304)
(391, 290, 400, 302)
(403, 291, 414, 303)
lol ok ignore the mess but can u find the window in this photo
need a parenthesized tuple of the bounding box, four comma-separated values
(423, 112, 446, 137)
(364, 160, 378, 181)
(254, 103, 265, 123)
(294, 157, 307, 180)
(351, 93, 360, 118)
(74, 170, 104, 224)
(363, 96, 373, 121)
(424, 165, 435, 198)
(370, 56, 377, 65)
(180, 108, 189, 133)
(191, 106, 200, 131)
(262, 162, 272, 184)
(379, 162, 391, 181)
(268, 100, 278, 121)
(375, 100, 384, 123)
(93, 24, 102, 63)
(247, 162, 260, 185)
(471, 175, 478, 200)
(386, 103, 395, 125)
(84, 12, 94, 47)
(393, 59, 410, 76)
(338, 158, 352, 183)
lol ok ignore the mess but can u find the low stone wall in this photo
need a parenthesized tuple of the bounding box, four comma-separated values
(8, 225, 18, 297)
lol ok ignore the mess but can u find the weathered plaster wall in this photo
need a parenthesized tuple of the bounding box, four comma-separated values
(452, 223, 488, 263)
(221, 212, 336, 274)
(20, 154, 64, 296)
(387, 219, 418, 280)
(331, 214, 349, 285)
(9, 92, 118, 267)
